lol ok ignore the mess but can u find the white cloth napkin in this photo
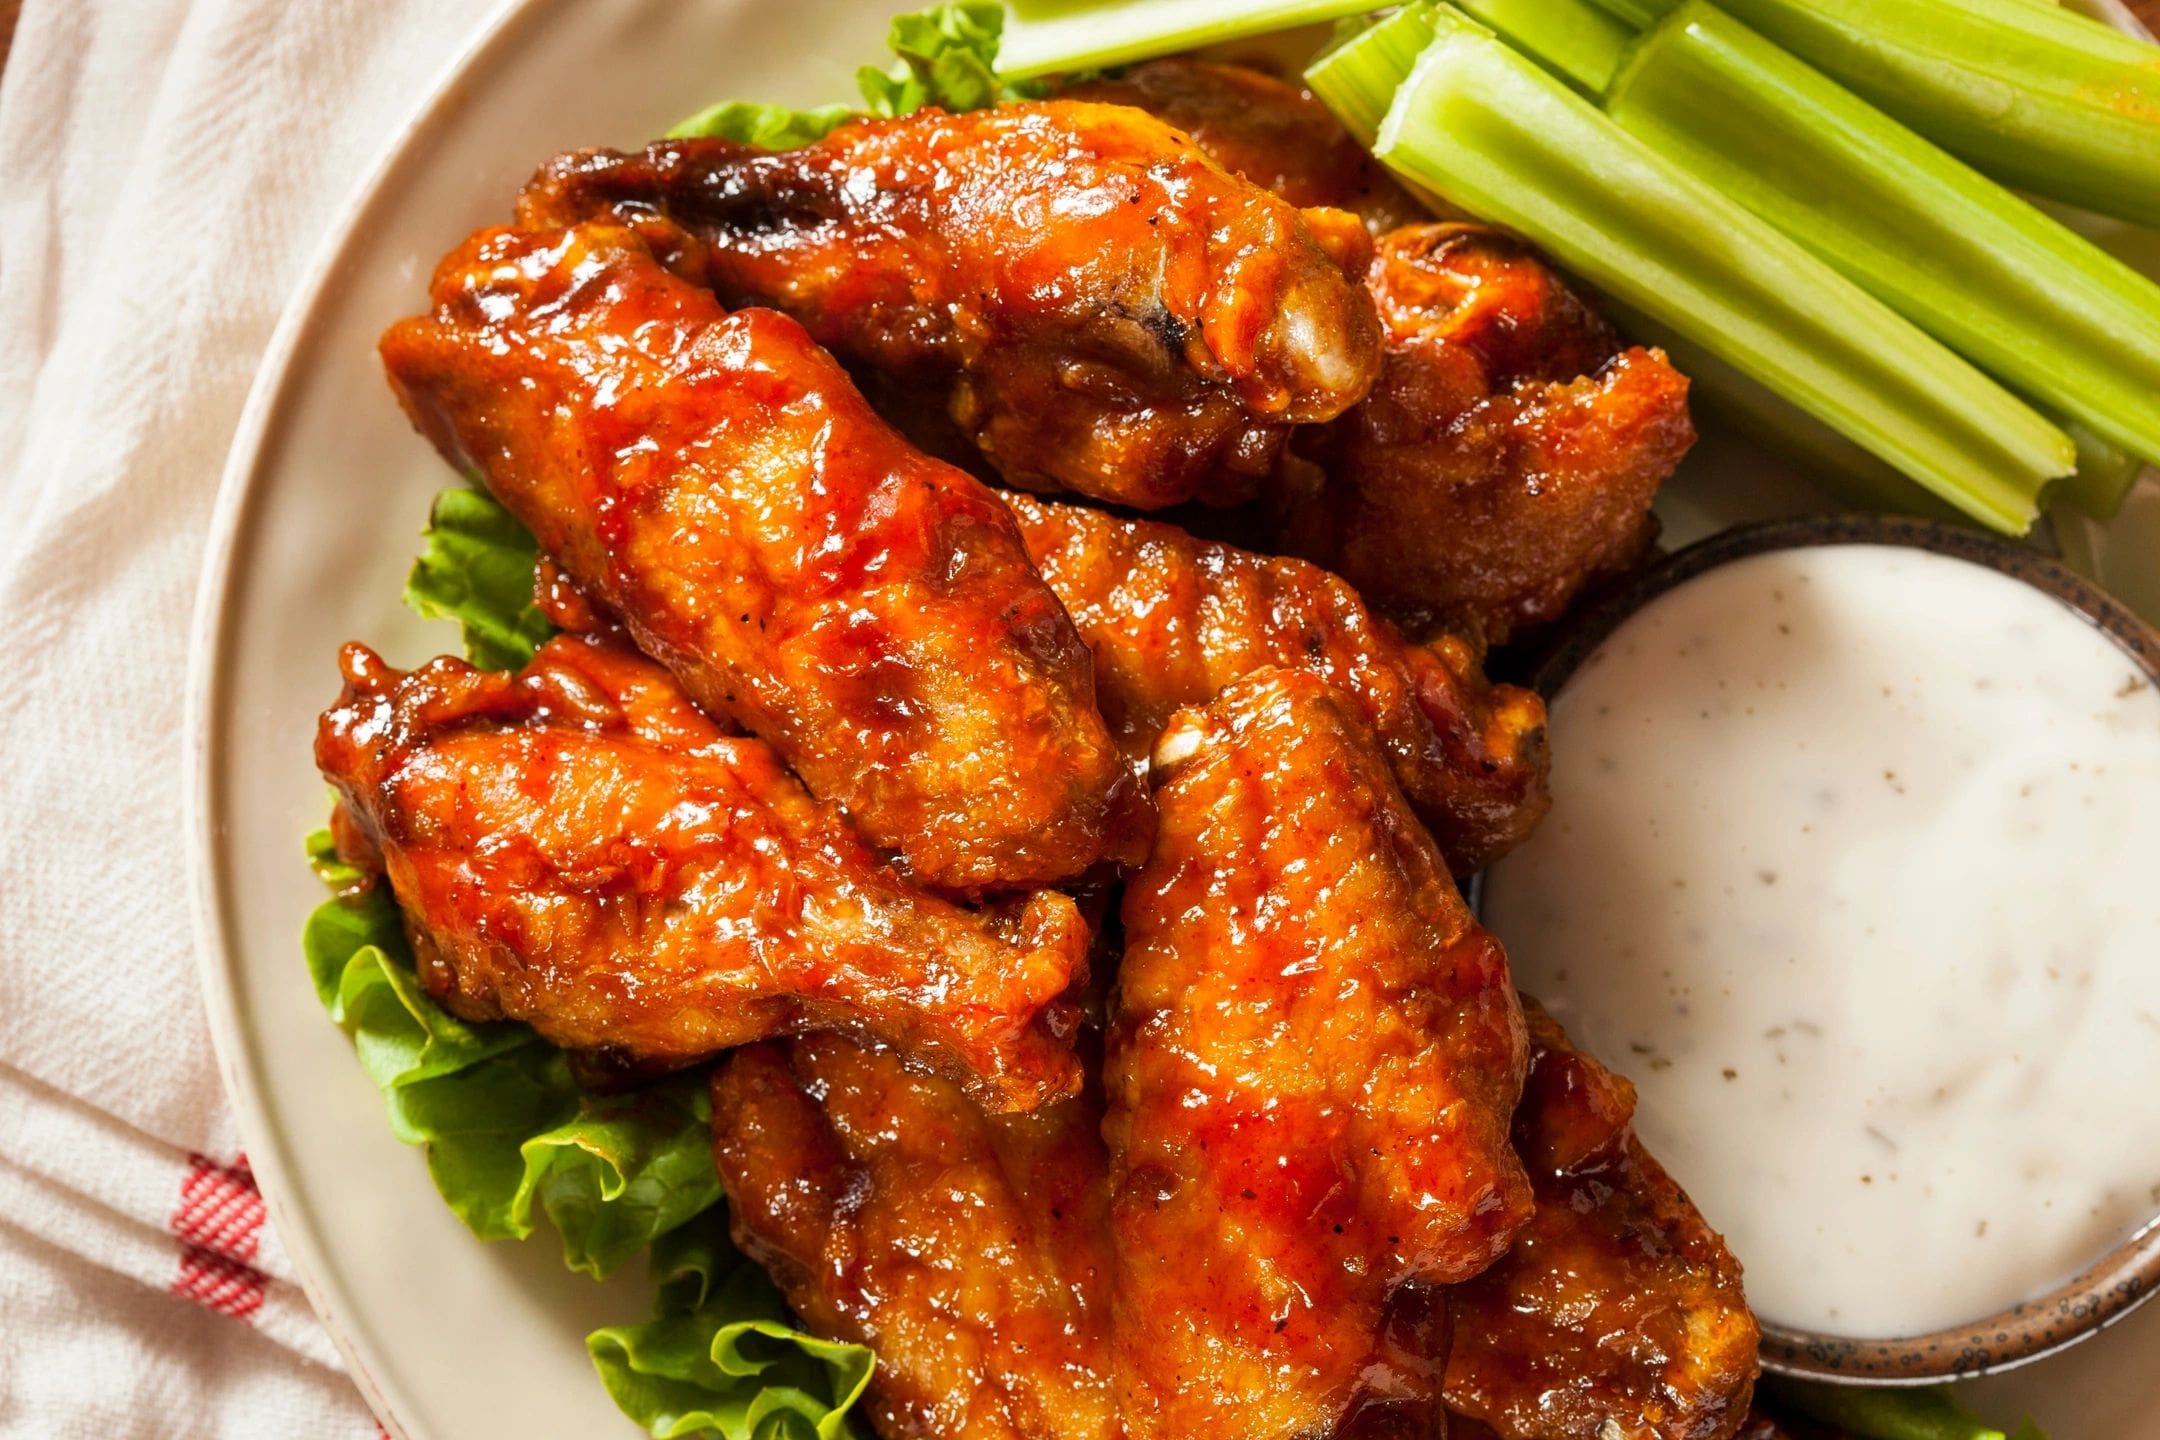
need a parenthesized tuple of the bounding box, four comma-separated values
(0, 1, 497, 1433)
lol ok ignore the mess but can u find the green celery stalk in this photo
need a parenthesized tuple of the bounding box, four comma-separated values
(1602, 0, 2160, 515)
(995, 0, 1379, 79)
(1305, 8, 1455, 217)
(1306, 6, 1443, 146)
(1451, 0, 1631, 93)
(1363, 10, 2074, 533)
(1683, 0, 2160, 227)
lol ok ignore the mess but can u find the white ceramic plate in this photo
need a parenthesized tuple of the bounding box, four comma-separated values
(185, 2, 2160, 1435)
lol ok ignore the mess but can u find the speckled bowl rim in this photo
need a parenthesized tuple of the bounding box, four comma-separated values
(1505, 514, 2160, 1386)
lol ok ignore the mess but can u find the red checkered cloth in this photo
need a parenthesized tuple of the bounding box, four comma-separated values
(0, 1064, 373, 1430)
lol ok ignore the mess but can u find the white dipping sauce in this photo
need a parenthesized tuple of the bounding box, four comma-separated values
(1482, 543, 2160, 1339)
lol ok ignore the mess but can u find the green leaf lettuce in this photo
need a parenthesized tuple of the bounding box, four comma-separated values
(402, 485, 555, 671)
(589, 1215, 874, 1440)
(301, 829, 719, 1268)
(673, 2, 1048, 151)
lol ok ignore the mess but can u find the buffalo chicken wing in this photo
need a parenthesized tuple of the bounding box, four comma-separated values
(1059, 60, 1425, 234)
(1002, 488, 1549, 876)
(1107, 666, 1530, 1439)
(516, 103, 1384, 509)
(1279, 224, 1696, 643)
(711, 1036, 1120, 1440)
(315, 635, 1087, 1111)
(1445, 998, 1759, 1440)
(379, 219, 1141, 895)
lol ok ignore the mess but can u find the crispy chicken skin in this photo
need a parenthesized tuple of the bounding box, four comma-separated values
(711, 1036, 1120, 1440)
(1445, 998, 1759, 1440)
(378, 219, 1143, 894)
(315, 635, 1087, 1111)
(1001, 489, 1549, 876)
(1060, 59, 1426, 234)
(1107, 667, 1531, 1440)
(515, 102, 1385, 509)
(1279, 224, 1696, 643)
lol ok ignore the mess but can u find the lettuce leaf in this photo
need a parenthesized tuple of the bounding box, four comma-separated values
(402, 486, 555, 671)
(302, 830, 723, 1269)
(669, 100, 860, 147)
(588, 1214, 875, 1440)
(858, 2, 1046, 118)
(671, 3, 1047, 153)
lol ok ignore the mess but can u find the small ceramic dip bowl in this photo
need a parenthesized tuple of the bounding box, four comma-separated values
(1483, 514, 2160, 1385)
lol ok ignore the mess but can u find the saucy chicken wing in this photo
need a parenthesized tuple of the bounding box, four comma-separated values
(515, 102, 1384, 509)
(1059, 60, 1425, 234)
(1278, 224, 1697, 643)
(1108, 666, 1530, 1440)
(1445, 998, 1759, 1440)
(1002, 489, 1549, 876)
(711, 1036, 1119, 1440)
(316, 635, 1087, 1111)
(1066, 61, 1690, 641)
(379, 218, 1141, 895)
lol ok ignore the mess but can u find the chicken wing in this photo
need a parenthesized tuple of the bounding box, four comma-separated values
(1059, 60, 1426, 234)
(1108, 666, 1530, 1440)
(711, 1035, 1119, 1439)
(1002, 489, 1548, 876)
(315, 635, 1087, 1111)
(379, 219, 1142, 895)
(1278, 224, 1696, 643)
(1444, 998, 1759, 1440)
(515, 102, 1384, 509)
(1050, 63, 1691, 641)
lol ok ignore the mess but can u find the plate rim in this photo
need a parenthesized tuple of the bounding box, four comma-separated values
(178, 2, 2160, 1436)
(181, 2, 556, 1433)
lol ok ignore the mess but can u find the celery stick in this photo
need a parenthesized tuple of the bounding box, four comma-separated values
(995, 0, 1378, 78)
(1304, 8, 1456, 216)
(1306, 6, 1442, 146)
(1452, 0, 1630, 92)
(1692, 0, 2160, 227)
(1365, 12, 2073, 533)
(1603, 0, 2160, 512)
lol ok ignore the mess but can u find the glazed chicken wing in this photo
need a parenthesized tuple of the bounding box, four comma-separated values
(1059, 60, 1426, 234)
(1278, 224, 1696, 643)
(1445, 998, 1759, 1440)
(515, 102, 1384, 509)
(1002, 489, 1548, 876)
(378, 219, 1141, 895)
(711, 1036, 1119, 1439)
(1107, 667, 1530, 1440)
(315, 635, 1087, 1111)
(1061, 62, 1691, 642)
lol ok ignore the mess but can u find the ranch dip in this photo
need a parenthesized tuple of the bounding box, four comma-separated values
(1481, 542, 2160, 1339)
